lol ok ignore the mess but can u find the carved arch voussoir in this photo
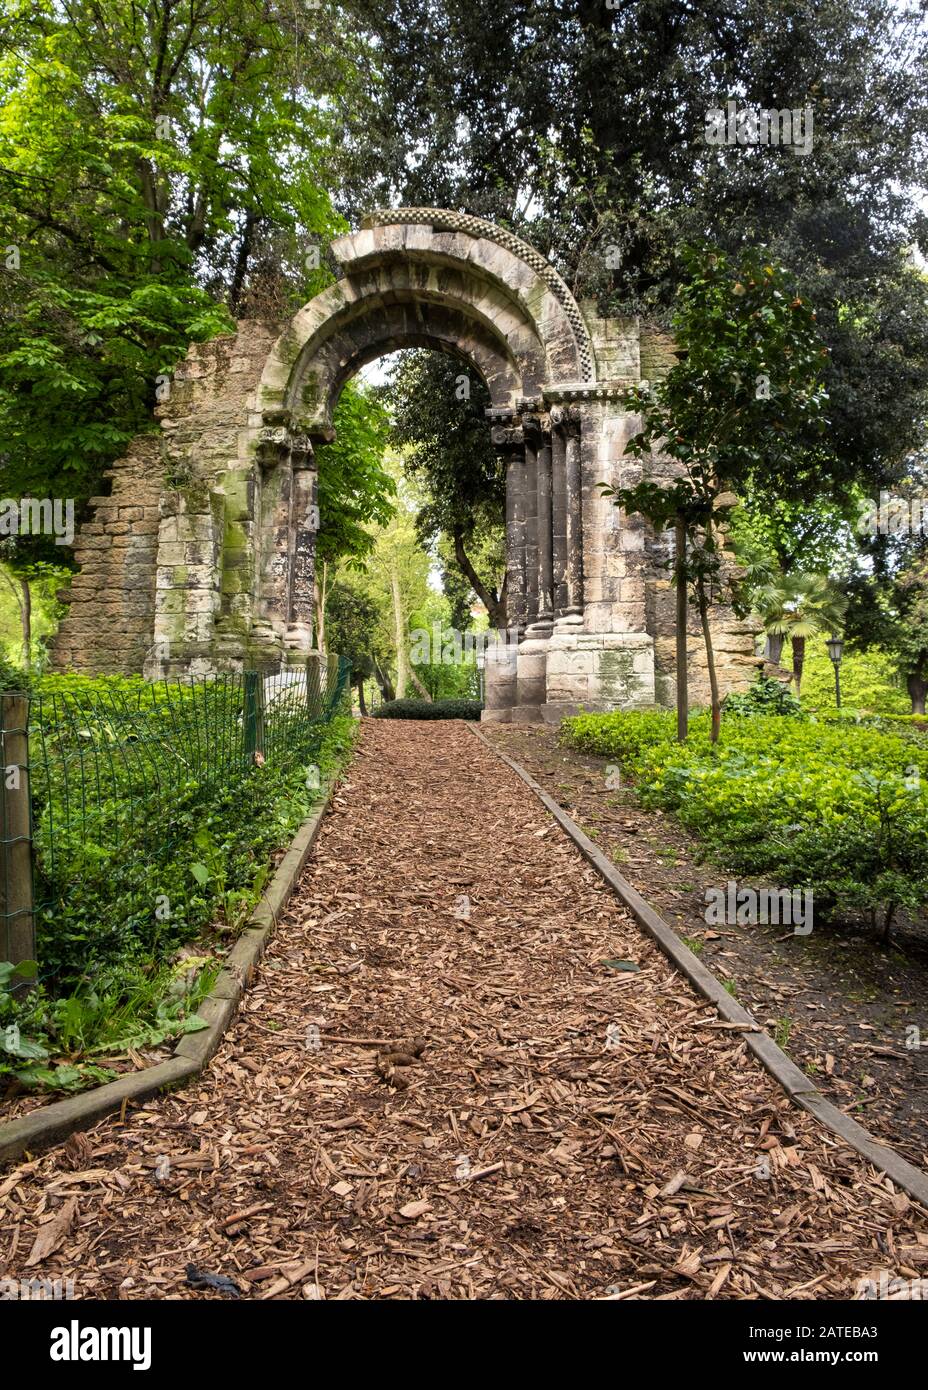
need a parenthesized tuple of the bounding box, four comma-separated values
(257, 208, 596, 436)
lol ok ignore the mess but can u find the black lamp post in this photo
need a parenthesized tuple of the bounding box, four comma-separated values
(826, 635, 844, 709)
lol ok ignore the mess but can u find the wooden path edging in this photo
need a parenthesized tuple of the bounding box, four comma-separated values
(470, 723, 928, 1209)
(0, 788, 334, 1167)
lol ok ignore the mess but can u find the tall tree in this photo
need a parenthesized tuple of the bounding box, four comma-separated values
(324, 579, 388, 713)
(357, 450, 432, 699)
(0, 0, 371, 567)
(603, 245, 828, 741)
(846, 458, 928, 714)
(383, 352, 507, 625)
(345, 0, 928, 516)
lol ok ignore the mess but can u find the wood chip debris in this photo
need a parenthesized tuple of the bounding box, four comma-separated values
(1, 720, 926, 1300)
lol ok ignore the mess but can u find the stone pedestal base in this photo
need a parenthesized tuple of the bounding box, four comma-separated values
(544, 630, 655, 718)
(284, 622, 314, 658)
(513, 633, 550, 723)
(481, 639, 518, 723)
(482, 628, 658, 724)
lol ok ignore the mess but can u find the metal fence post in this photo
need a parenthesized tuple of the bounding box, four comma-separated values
(0, 693, 35, 976)
(243, 671, 265, 762)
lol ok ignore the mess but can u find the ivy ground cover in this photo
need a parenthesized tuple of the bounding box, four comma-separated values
(561, 709, 928, 934)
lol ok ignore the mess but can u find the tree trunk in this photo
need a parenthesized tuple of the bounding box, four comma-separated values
(791, 634, 806, 695)
(314, 561, 328, 652)
(907, 670, 928, 716)
(452, 527, 506, 628)
(674, 518, 688, 742)
(19, 577, 30, 671)
(138, 159, 166, 275)
(408, 668, 433, 701)
(373, 661, 395, 703)
(390, 565, 408, 699)
(228, 210, 257, 316)
(356, 677, 367, 716)
(766, 632, 785, 665)
(696, 576, 721, 744)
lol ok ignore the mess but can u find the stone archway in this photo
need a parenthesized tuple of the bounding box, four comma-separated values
(52, 208, 759, 718)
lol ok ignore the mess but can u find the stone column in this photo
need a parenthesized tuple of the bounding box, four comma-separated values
(549, 405, 584, 633)
(564, 410, 584, 622)
(493, 424, 527, 635)
(249, 435, 292, 661)
(514, 414, 551, 721)
(551, 419, 568, 617)
(532, 415, 555, 630)
(522, 421, 540, 627)
(285, 435, 317, 658)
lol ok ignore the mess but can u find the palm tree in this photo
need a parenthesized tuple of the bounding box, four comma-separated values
(756, 573, 848, 695)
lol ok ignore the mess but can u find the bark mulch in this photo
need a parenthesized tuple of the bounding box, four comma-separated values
(482, 722, 928, 1172)
(1, 718, 927, 1301)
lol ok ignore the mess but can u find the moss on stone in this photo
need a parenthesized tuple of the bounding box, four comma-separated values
(654, 671, 673, 707)
(222, 512, 248, 552)
(177, 479, 211, 513)
(599, 649, 642, 704)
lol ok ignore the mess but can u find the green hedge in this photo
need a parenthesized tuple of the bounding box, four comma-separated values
(33, 710, 356, 980)
(562, 709, 928, 932)
(374, 698, 483, 720)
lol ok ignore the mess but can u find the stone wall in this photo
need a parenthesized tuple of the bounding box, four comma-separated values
(639, 324, 679, 382)
(51, 438, 162, 674)
(52, 323, 279, 677)
(530, 311, 759, 717)
(150, 322, 278, 676)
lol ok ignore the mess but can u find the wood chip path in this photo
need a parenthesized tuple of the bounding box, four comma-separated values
(2, 720, 927, 1300)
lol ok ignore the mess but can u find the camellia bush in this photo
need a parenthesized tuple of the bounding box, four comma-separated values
(562, 709, 928, 940)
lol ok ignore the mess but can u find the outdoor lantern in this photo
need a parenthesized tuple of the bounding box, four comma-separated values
(826, 635, 844, 709)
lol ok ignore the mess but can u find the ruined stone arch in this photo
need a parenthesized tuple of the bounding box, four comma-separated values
(53, 208, 758, 717)
(257, 208, 595, 436)
(242, 209, 600, 678)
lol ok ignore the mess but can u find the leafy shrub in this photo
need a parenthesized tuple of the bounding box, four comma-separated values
(0, 655, 30, 693)
(562, 708, 679, 761)
(799, 644, 910, 715)
(562, 709, 928, 935)
(375, 698, 482, 720)
(34, 712, 356, 981)
(0, 957, 213, 1091)
(3, 682, 356, 1093)
(724, 673, 802, 718)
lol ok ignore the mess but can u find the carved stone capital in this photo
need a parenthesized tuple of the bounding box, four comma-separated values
(258, 424, 315, 469)
(289, 435, 315, 468)
(491, 425, 525, 450)
(550, 403, 582, 437)
(521, 412, 551, 445)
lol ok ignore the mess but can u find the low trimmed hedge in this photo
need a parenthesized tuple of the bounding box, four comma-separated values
(374, 698, 483, 720)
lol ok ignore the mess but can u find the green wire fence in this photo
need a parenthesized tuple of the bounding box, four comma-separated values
(0, 655, 350, 973)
